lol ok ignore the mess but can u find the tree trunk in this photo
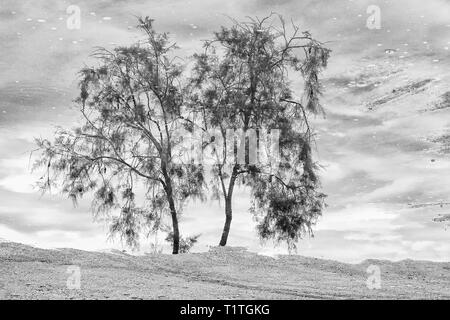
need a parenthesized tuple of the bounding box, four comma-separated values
(169, 202, 180, 254)
(219, 196, 232, 246)
(219, 167, 237, 246)
(162, 166, 180, 254)
(166, 188, 180, 254)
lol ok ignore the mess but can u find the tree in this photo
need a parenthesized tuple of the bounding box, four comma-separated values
(33, 17, 204, 254)
(189, 14, 330, 248)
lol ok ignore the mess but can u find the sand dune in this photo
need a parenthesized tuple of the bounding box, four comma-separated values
(0, 241, 448, 300)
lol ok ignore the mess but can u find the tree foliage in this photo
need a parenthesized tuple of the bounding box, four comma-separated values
(33, 14, 331, 253)
(33, 17, 204, 253)
(190, 14, 330, 250)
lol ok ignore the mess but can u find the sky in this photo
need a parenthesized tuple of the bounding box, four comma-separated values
(0, 0, 449, 262)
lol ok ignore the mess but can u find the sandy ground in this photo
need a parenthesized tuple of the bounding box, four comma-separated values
(0, 241, 448, 300)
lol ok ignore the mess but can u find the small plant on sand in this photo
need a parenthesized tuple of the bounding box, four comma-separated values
(165, 232, 201, 253)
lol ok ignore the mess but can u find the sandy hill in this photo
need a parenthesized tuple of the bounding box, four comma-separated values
(0, 241, 448, 299)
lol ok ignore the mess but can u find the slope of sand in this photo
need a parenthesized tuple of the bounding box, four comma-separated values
(0, 241, 448, 300)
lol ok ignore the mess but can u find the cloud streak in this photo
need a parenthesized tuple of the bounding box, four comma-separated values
(0, 0, 449, 262)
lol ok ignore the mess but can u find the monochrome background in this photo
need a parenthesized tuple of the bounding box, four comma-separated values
(0, 0, 449, 262)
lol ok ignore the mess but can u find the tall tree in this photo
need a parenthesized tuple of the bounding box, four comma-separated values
(190, 14, 330, 248)
(33, 17, 204, 254)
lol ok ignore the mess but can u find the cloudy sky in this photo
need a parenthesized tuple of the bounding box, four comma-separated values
(0, 0, 449, 262)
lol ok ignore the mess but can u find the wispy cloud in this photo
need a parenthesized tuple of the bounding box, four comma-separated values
(0, 0, 449, 262)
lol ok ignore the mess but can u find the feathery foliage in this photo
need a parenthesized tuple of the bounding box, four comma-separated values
(190, 14, 330, 249)
(33, 17, 204, 254)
